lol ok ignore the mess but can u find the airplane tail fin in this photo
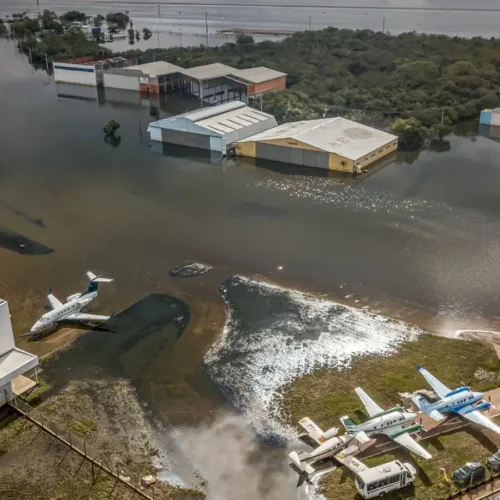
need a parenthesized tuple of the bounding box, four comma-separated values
(86, 271, 113, 293)
(288, 451, 316, 487)
(340, 415, 357, 430)
(412, 395, 431, 412)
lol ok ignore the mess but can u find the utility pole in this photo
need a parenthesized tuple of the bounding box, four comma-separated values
(441, 107, 444, 124)
(205, 11, 209, 47)
(157, 0, 161, 48)
(179, 11, 183, 47)
(309, 16, 312, 31)
(45, 53, 49, 72)
(382, 17, 386, 34)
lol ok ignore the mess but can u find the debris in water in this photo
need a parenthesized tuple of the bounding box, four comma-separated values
(169, 262, 212, 278)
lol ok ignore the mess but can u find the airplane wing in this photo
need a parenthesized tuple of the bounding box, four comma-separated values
(354, 387, 384, 418)
(63, 313, 110, 325)
(459, 407, 500, 435)
(299, 417, 324, 444)
(392, 431, 432, 459)
(417, 366, 451, 399)
(47, 292, 63, 310)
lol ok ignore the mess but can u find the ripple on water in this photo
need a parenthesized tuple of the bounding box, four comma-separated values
(203, 276, 422, 441)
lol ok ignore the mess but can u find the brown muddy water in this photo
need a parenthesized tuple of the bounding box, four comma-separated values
(2, 36, 500, 498)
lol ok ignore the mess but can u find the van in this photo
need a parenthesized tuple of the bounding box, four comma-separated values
(354, 460, 416, 499)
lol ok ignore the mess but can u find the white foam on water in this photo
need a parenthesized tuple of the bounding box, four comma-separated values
(255, 177, 445, 215)
(204, 277, 422, 441)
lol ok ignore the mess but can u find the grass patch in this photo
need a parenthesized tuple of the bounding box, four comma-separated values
(65, 417, 97, 437)
(25, 377, 50, 405)
(281, 334, 500, 431)
(279, 334, 500, 499)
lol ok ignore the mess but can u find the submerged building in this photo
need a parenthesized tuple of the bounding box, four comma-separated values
(0, 299, 38, 407)
(147, 101, 277, 154)
(236, 117, 398, 173)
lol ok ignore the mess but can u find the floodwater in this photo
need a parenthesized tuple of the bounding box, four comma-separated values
(2, 0, 500, 49)
(3, 32, 500, 497)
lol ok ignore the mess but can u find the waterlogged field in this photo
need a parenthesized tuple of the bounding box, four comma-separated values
(204, 276, 422, 440)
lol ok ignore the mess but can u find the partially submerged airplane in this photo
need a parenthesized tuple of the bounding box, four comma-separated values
(23, 271, 113, 338)
(341, 387, 432, 460)
(289, 417, 358, 485)
(414, 366, 500, 434)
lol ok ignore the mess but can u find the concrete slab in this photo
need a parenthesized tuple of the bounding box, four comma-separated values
(11, 374, 36, 397)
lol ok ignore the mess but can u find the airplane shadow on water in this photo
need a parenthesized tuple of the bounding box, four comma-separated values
(41, 293, 190, 393)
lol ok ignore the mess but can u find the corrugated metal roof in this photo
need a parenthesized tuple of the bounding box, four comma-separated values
(239, 117, 398, 160)
(229, 67, 287, 84)
(127, 61, 184, 76)
(180, 101, 246, 122)
(197, 107, 274, 134)
(148, 102, 276, 141)
(182, 63, 236, 80)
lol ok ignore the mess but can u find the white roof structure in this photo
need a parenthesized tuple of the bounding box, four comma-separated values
(182, 63, 236, 80)
(230, 67, 287, 84)
(0, 299, 38, 397)
(127, 61, 184, 76)
(239, 117, 398, 160)
(148, 101, 277, 146)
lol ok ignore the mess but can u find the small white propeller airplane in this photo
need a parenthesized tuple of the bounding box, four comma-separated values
(22, 271, 113, 338)
(414, 366, 500, 435)
(288, 417, 358, 486)
(341, 387, 432, 460)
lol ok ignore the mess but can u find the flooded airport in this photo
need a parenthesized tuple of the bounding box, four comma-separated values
(3, 28, 500, 498)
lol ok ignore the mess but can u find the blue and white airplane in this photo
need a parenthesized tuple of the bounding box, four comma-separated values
(413, 366, 500, 435)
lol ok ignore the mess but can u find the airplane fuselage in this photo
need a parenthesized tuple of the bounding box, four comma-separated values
(350, 410, 416, 436)
(425, 388, 483, 414)
(31, 291, 97, 333)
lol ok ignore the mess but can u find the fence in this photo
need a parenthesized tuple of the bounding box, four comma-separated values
(9, 397, 155, 500)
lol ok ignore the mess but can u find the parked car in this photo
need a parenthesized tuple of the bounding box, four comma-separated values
(487, 451, 500, 469)
(453, 461, 486, 484)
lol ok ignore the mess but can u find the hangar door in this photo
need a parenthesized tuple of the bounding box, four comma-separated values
(256, 143, 329, 169)
(161, 129, 212, 150)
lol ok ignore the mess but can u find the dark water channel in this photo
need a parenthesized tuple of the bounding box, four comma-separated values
(3, 35, 500, 497)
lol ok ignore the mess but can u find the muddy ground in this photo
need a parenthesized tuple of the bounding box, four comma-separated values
(0, 379, 205, 500)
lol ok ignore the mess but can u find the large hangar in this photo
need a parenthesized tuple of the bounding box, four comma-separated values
(147, 101, 277, 153)
(236, 117, 398, 173)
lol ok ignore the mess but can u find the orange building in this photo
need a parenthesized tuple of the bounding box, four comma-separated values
(227, 67, 287, 98)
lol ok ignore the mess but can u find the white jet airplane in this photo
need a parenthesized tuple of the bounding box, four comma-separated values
(340, 387, 432, 460)
(289, 417, 358, 485)
(23, 271, 113, 338)
(414, 366, 500, 434)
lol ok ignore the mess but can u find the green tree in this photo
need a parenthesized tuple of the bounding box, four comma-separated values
(142, 28, 152, 40)
(94, 14, 105, 27)
(106, 12, 129, 29)
(429, 123, 452, 140)
(391, 117, 429, 147)
(60, 11, 87, 23)
(236, 33, 254, 45)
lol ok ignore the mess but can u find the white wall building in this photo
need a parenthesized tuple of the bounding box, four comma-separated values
(0, 299, 38, 407)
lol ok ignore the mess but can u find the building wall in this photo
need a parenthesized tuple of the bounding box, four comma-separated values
(354, 139, 398, 172)
(54, 63, 97, 86)
(328, 154, 354, 172)
(103, 73, 140, 91)
(248, 76, 287, 96)
(0, 300, 14, 357)
(236, 141, 256, 157)
(0, 382, 13, 407)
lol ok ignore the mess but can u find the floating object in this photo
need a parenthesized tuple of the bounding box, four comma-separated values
(169, 262, 212, 278)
